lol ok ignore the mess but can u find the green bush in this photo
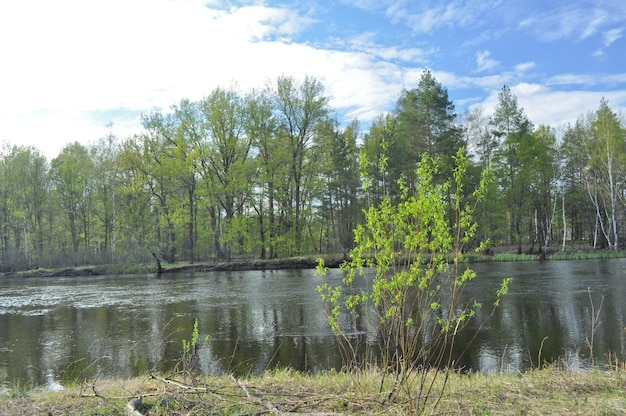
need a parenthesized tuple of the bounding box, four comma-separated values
(318, 149, 510, 414)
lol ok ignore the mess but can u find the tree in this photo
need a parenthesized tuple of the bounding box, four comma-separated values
(526, 125, 558, 255)
(90, 127, 118, 261)
(129, 113, 181, 262)
(395, 70, 465, 188)
(115, 137, 157, 262)
(361, 114, 397, 203)
(169, 99, 204, 262)
(50, 142, 94, 257)
(245, 87, 285, 259)
(463, 105, 497, 168)
(560, 117, 594, 244)
(15, 146, 50, 266)
(198, 86, 253, 260)
(491, 85, 534, 253)
(587, 98, 626, 250)
(324, 119, 361, 252)
(273, 75, 331, 254)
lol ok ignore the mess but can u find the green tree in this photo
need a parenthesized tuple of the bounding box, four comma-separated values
(198, 86, 253, 260)
(273, 75, 331, 254)
(360, 114, 397, 203)
(318, 119, 361, 252)
(130, 113, 181, 262)
(462, 106, 505, 248)
(463, 105, 497, 168)
(14, 146, 50, 266)
(587, 98, 626, 250)
(169, 99, 204, 262)
(526, 125, 559, 255)
(491, 85, 534, 253)
(560, 117, 594, 243)
(115, 137, 157, 262)
(395, 70, 465, 188)
(90, 128, 118, 261)
(245, 87, 285, 259)
(50, 142, 94, 258)
(0, 146, 51, 269)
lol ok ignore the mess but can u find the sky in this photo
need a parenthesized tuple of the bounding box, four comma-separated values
(1, 0, 625, 159)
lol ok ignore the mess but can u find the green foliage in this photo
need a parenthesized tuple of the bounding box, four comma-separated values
(180, 318, 208, 376)
(1, 72, 626, 270)
(317, 148, 507, 414)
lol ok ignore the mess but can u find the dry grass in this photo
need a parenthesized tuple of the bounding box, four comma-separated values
(1, 364, 625, 415)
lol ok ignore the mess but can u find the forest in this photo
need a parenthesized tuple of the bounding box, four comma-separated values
(1, 71, 625, 271)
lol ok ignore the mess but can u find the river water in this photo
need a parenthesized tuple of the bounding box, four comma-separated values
(1, 259, 625, 389)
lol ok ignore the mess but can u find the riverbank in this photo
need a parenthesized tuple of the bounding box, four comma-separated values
(3, 247, 625, 279)
(1, 364, 625, 415)
(0, 255, 345, 278)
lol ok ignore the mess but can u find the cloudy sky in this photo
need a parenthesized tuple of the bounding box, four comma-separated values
(1, 0, 625, 159)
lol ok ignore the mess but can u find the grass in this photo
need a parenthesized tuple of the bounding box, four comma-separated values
(2, 363, 625, 415)
(459, 248, 626, 263)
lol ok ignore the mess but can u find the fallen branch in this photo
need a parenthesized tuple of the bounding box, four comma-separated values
(232, 375, 282, 414)
(150, 374, 212, 392)
(231, 375, 344, 416)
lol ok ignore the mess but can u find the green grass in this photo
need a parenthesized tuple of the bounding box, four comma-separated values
(2, 364, 625, 415)
(459, 248, 626, 264)
(549, 249, 626, 261)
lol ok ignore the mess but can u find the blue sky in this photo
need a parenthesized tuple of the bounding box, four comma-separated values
(1, 0, 625, 158)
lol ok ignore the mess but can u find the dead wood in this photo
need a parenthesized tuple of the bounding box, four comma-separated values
(231, 375, 345, 416)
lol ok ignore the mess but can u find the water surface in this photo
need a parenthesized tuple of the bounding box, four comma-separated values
(1, 259, 625, 388)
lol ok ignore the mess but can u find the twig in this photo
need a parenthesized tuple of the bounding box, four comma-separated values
(232, 375, 282, 414)
(150, 374, 212, 392)
(231, 375, 345, 416)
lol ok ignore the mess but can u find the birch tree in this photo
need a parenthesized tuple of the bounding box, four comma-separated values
(587, 98, 626, 250)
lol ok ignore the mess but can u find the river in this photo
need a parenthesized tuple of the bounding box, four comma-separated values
(1, 259, 625, 389)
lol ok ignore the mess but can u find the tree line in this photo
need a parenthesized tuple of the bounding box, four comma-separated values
(1, 72, 624, 271)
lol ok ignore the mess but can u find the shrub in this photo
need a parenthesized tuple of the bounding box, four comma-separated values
(318, 149, 510, 414)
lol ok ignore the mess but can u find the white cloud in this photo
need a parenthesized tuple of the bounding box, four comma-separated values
(344, 33, 432, 63)
(0, 1, 323, 155)
(384, 0, 495, 34)
(0, 0, 422, 157)
(580, 9, 607, 39)
(514, 62, 535, 73)
(547, 74, 596, 86)
(603, 27, 624, 46)
(594, 27, 623, 56)
(475, 50, 499, 73)
(340, 0, 394, 12)
(548, 72, 626, 87)
(478, 83, 626, 129)
(1, 0, 625, 159)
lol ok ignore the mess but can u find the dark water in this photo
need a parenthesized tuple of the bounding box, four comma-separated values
(1, 260, 625, 389)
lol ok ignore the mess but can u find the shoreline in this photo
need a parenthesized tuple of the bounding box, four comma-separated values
(2, 364, 625, 415)
(2, 247, 624, 279)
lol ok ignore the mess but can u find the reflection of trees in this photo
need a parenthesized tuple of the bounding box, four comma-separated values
(3, 263, 624, 387)
(456, 261, 626, 371)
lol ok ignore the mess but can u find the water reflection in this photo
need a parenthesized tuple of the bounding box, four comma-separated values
(455, 259, 626, 372)
(0, 260, 625, 387)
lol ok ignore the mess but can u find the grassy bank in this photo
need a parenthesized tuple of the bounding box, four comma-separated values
(3, 255, 345, 278)
(2, 364, 625, 415)
(4, 248, 626, 278)
(460, 247, 626, 263)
